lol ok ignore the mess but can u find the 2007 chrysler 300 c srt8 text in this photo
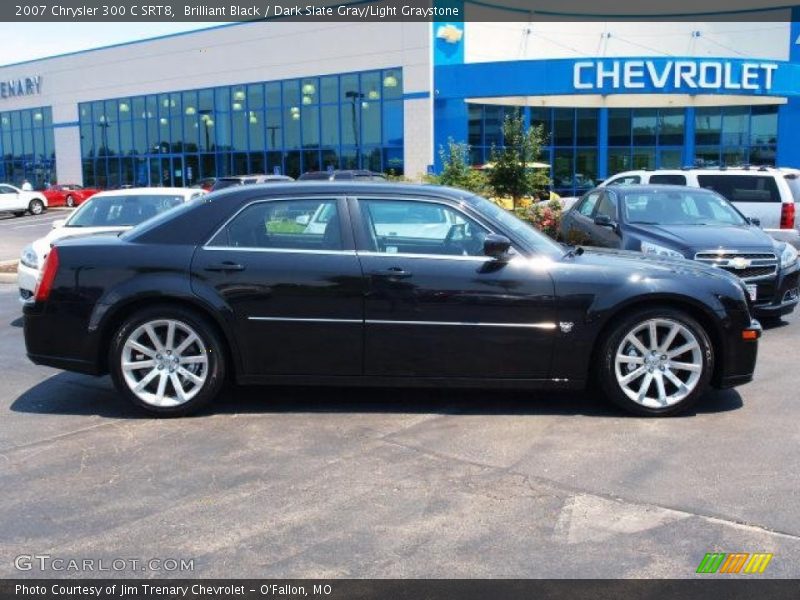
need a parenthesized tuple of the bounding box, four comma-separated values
(23, 183, 761, 417)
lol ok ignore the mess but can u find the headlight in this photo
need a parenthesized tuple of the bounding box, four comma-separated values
(780, 243, 798, 268)
(640, 241, 684, 259)
(20, 244, 39, 269)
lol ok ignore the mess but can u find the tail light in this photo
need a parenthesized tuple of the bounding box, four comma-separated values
(780, 202, 796, 229)
(34, 246, 59, 302)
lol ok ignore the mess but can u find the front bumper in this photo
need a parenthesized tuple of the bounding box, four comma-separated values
(751, 262, 799, 319)
(714, 318, 761, 390)
(17, 261, 39, 302)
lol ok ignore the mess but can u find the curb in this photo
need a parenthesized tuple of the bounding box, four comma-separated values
(0, 260, 18, 284)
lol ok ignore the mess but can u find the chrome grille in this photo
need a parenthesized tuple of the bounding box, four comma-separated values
(694, 250, 778, 281)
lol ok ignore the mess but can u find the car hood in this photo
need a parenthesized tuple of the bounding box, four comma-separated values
(31, 226, 130, 256)
(569, 247, 742, 285)
(627, 223, 774, 253)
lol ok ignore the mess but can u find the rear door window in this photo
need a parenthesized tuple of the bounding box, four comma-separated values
(650, 174, 687, 185)
(697, 175, 780, 203)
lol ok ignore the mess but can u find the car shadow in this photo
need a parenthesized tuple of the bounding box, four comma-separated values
(10, 316, 23, 328)
(760, 317, 790, 331)
(10, 372, 744, 420)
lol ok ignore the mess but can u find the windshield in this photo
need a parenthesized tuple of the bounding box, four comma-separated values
(621, 189, 747, 226)
(466, 194, 564, 255)
(67, 194, 185, 228)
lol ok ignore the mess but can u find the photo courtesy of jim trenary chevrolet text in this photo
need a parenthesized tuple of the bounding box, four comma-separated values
(1, 0, 800, 598)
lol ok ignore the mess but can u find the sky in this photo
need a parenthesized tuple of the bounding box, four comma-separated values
(0, 23, 228, 66)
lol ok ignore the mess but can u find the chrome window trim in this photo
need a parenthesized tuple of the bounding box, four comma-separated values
(356, 250, 498, 263)
(203, 195, 348, 250)
(202, 246, 357, 256)
(248, 317, 362, 323)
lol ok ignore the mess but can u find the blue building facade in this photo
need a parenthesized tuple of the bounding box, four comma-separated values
(432, 11, 800, 196)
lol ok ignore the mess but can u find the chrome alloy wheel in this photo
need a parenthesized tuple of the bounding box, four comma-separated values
(120, 319, 209, 407)
(613, 318, 703, 409)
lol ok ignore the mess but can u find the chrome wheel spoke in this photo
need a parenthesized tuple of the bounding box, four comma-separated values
(654, 372, 668, 405)
(174, 333, 198, 356)
(154, 372, 169, 404)
(619, 366, 646, 386)
(637, 372, 654, 402)
(616, 354, 644, 365)
(663, 369, 688, 395)
(180, 355, 207, 365)
(177, 366, 204, 386)
(133, 368, 160, 392)
(659, 324, 680, 353)
(144, 324, 164, 353)
(165, 321, 176, 350)
(123, 359, 156, 370)
(625, 334, 649, 356)
(127, 341, 156, 357)
(170, 372, 188, 403)
(648, 321, 659, 350)
(668, 360, 702, 373)
(668, 341, 698, 359)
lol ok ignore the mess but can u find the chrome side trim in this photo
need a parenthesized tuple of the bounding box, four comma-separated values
(248, 316, 362, 323)
(366, 319, 557, 329)
(246, 316, 557, 330)
(202, 246, 357, 256)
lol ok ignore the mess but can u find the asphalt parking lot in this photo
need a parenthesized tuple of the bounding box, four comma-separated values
(0, 279, 799, 578)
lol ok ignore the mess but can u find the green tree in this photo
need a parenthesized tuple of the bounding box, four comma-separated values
(426, 139, 489, 195)
(487, 113, 550, 209)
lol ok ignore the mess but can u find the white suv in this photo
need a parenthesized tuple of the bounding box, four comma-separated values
(600, 167, 799, 238)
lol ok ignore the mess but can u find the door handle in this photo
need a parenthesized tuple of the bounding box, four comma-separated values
(371, 267, 412, 279)
(204, 261, 245, 272)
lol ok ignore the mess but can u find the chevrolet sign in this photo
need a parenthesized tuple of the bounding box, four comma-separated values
(573, 60, 777, 92)
(0, 76, 42, 100)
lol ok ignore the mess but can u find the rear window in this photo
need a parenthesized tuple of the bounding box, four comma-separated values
(649, 174, 687, 185)
(606, 175, 641, 186)
(784, 175, 800, 202)
(697, 174, 781, 203)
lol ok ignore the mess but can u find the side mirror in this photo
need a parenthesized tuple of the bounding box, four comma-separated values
(748, 217, 761, 227)
(594, 214, 615, 228)
(51, 219, 66, 229)
(295, 214, 311, 226)
(483, 234, 512, 261)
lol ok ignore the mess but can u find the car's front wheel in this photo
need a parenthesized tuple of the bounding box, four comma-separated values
(597, 307, 714, 416)
(28, 199, 44, 215)
(65, 195, 75, 207)
(109, 306, 226, 416)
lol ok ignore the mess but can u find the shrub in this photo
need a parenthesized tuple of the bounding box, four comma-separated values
(515, 199, 563, 240)
(427, 139, 489, 195)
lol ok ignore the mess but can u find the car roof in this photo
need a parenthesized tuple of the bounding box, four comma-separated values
(604, 184, 719, 194)
(92, 187, 201, 197)
(206, 181, 472, 200)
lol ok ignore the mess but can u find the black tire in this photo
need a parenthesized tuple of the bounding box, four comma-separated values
(596, 307, 714, 417)
(28, 199, 44, 215)
(65, 195, 75, 208)
(109, 305, 226, 417)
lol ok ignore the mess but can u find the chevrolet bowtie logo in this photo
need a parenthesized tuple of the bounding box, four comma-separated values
(729, 257, 752, 270)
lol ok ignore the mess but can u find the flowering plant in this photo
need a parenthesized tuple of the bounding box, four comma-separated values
(515, 199, 563, 240)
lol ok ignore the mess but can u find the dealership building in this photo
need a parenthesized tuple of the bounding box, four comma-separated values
(2, 5, 800, 195)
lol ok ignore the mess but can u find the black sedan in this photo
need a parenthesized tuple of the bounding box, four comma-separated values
(24, 183, 761, 417)
(560, 184, 800, 320)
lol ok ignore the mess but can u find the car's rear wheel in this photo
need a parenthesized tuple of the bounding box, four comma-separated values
(28, 199, 44, 215)
(109, 306, 226, 416)
(597, 308, 713, 416)
(65, 195, 75, 207)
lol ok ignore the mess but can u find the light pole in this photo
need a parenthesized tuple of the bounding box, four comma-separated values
(345, 91, 364, 167)
(198, 110, 213, 151)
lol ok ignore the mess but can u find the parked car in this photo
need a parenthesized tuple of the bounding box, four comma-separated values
(298, 169, 387, 181)
(18, 187, 205, 302)
(42, 184, 100, 208)
(0, 183, 48, 216)
(192, 177, 217, 192)
(560, 185, 799, 321)
(23, 183, 761, 418)
(210, 174, 294, 191)
(600, 167, 799, 233)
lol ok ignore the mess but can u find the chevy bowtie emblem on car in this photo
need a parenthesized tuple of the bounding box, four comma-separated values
(558, 322, 574, 333)
(729, 257, 752, 270)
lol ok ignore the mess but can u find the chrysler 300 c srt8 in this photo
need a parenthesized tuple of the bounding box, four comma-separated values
(23, 183, 761, 417)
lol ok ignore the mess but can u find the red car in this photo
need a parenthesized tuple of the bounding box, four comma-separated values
(42, 184, 100, 208)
